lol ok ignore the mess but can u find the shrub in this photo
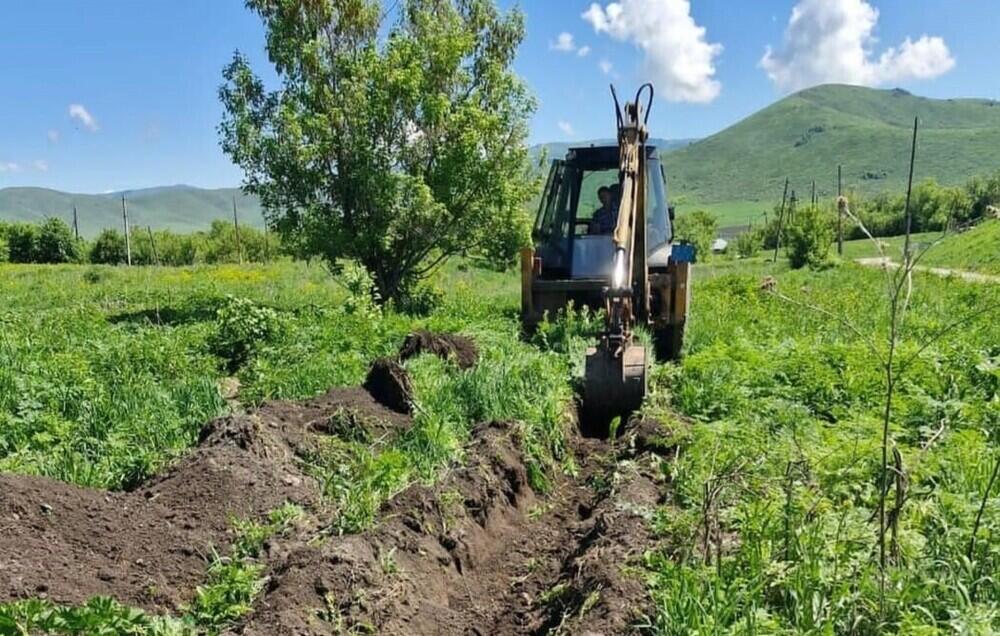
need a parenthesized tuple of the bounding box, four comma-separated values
(6, 223, 38, 263)
(786, 205, 833, 269)
(35, 218, 81, 263)
(394, 282, 443, 316)
(734, 230, 762, 258)
(674, 210, 718, 260)
(89, 229, 128, 265)
(209, 296, 286, 372)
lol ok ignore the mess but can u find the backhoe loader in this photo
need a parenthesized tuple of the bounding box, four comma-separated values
(520, 84, 692, 429)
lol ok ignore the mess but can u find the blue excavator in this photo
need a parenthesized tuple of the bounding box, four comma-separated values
(520, 84, 692, 428)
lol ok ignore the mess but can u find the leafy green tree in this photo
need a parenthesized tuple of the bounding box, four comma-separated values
(6, 223, 38, 263)
(785, 205, 833, 269)
(673, 210, 717, 259)
(35, 218, 81, 263)
(219, 0, 536, 302)
(89, 229, 129, 265)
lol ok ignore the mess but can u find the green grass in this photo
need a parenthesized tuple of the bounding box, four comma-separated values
(663, 84, 1000, 206)
(0, 259, 574, 521)
(921, 218, 1000, 274)
(643, 261, 1000, 633)
(679, 199, 769, 229)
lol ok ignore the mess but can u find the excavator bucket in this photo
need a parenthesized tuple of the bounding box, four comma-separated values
(580, 341, 648, 435)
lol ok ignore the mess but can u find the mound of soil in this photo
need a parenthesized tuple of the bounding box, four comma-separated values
(0, 383, 414, 613)
(399, 330, 479, 369)
(363, 358, 414, 414)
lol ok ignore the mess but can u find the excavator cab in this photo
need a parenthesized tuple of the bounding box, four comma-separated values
(531, 145, 673, 280)
(522, 145, 691, 361)
(520, 84, 692, 429)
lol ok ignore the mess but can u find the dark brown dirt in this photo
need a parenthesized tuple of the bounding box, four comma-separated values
(399, 330, 479, 369)
(363, 358, 415, 414)
(0, 384, 413, 613)
(235, 418, 674, 636)
(1, 363, 676, 636)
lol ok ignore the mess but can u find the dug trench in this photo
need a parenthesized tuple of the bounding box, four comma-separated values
(0, 331, 676, 634)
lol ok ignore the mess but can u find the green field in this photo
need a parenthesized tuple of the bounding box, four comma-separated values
(1, 255, 998, 633)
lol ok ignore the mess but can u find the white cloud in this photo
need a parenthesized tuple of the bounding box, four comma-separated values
(33, 159, 49, 172)
(761, 0, 955, 92)
(0, 162, 21, 173)
(599, 59, 614, 75)
(550, 32, 577, 52)
(582, 0, 722, 103)
(557, 120, 576, 137)
(68, 103, 99, 131)
(47, 129, 60, 143)
(577, 46, 591, 57)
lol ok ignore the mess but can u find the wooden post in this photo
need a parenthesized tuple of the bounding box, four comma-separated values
(772, 179, 789, 263)
(263, 224, 271, 263)
(72, 205, 79, 241)
(902, 118, 919, 261)
(147, 226, 160, 266)
(811, 180, 817, 207)
(837, 165, 844, 256)
(122, 195, 132, 266)
(232, 195, 243, 265)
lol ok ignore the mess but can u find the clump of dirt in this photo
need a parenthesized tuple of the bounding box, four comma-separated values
(0, 383, 414, 614)
(363, 358, 414, 414)
(399, 329, 479, 369)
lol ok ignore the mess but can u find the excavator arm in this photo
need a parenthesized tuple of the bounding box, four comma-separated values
(581, 84, 654, 433)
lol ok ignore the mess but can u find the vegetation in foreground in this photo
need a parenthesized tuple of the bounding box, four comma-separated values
(643, 260, 999, 633)
(1, 251, 997, 633)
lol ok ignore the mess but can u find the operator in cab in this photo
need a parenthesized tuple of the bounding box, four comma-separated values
(589, 183, 620, 234)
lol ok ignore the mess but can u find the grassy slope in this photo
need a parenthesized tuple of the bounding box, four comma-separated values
(663, 84, 1000, 223)
(841, 218, 1000, 274)
(0, 186, 265, 237)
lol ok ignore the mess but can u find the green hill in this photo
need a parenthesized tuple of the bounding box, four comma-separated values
(0, 186, 264, 237)
(663, 84, 1000, 216)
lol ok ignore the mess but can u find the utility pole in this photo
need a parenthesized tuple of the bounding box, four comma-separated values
(772, 178, 789, 263)
(147, 226, 160, 266)
(122, 195, 132, 266)
(232, 195, 243, 265)
(811, 180, 817, 207)
(837, 165, 844, 256)
(72, 205, 80, 241)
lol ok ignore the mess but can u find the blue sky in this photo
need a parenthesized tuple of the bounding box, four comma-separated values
(1, 0, 997, 193)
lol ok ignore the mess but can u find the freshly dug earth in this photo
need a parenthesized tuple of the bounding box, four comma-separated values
(399, 329, 479, 369)
(0, 385, 412, 613)
(236, 417, 672, 635)
(1, 368, 674, 634)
